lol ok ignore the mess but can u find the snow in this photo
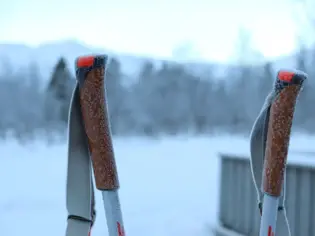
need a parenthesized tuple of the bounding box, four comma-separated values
(220, 134, 315, 168)
(0, 134, 314, 236)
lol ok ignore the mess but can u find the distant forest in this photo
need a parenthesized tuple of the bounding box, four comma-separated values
(0, 46, 314, 142)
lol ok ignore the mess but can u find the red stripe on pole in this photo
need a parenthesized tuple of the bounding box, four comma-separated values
(117, 222, 125, 236)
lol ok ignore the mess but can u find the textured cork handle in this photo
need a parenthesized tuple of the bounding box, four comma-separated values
(75, 55, 119, 190)
(262, 70, 306, 196)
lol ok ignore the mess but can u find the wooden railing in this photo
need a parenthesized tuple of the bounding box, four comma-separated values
(214, 152, 315, 236)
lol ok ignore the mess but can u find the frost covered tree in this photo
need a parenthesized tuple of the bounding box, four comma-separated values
(131, 60, 157, 135)
(227, 27, 264, 131)
(46, 57, 74, 125)
(256, 62, 274, 107)
(0, 60, 46, 141)
(105, 57, 128, 134)
(294, 46, 315, 131)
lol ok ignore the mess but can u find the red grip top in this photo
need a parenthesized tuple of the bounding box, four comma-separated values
(278, 71, 295, 82)
(76, 56, 95, 68)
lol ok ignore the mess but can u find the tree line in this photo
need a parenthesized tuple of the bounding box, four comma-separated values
(0, 47, 314, 142)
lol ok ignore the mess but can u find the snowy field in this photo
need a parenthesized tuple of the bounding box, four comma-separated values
(1, 134, 315, 236)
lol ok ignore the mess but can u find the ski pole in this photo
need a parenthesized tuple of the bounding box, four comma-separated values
(259, 70, 306, 236)
(75, 55, 125, 236)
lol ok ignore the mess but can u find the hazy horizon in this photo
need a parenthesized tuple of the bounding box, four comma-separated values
(1, 0, 308, 62)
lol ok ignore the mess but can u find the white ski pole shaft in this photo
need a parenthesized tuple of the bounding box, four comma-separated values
(76, 55, 125, 236)
(259, 70, 306, 236)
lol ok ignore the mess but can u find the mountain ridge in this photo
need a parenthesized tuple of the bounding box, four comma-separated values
(0, 39, 301, 83)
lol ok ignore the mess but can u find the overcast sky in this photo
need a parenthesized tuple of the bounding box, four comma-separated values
(0, 0, 304, 61)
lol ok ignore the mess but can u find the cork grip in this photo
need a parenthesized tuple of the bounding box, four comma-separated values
(75, 55, 119, 190)
(262, 70, 306, 196)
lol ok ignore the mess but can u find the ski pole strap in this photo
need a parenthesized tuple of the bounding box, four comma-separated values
(258, 202, 284, 215)
(68, 214, 93, 225)
(65, 83, 96, 236)
(250, 93, 272, 203)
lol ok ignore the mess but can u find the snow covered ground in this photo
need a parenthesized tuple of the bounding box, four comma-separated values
(0, 134, 314, 236)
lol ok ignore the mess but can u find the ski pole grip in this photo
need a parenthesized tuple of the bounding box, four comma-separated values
(75, 55, 119, 190)
(262, 70, 306, 196)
